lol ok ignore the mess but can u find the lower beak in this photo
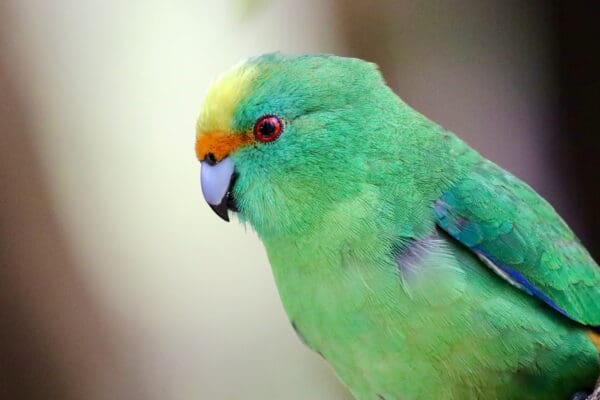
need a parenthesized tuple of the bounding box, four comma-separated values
(200, 157, 237, 222)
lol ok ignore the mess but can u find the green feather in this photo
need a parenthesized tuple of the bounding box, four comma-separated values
(198, 53, 600, 399)
(434, 161, 600, 326)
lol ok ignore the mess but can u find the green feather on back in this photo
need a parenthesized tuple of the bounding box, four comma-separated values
(435, 160, 600, 326)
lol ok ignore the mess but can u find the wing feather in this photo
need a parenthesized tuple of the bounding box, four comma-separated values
(434, 161, 600, 326)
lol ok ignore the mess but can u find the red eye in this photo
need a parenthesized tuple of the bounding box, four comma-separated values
(253, 115, 283, 142)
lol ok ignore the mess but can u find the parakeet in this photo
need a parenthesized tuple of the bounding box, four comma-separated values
(195, 53, 600, 400)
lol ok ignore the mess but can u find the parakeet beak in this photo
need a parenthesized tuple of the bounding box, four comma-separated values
(200, 156, 237, 222)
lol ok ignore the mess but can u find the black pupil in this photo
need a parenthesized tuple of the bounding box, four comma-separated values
(259, 119, 276, 137)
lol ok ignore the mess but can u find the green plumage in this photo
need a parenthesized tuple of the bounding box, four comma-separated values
(199, 54, 600, 399)
(435, 162, 600, 326)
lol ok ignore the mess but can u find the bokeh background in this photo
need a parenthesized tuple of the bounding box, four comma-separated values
(1, 1, 598, 399)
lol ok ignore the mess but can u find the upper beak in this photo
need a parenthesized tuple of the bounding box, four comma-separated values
(200, 157, 236, 222)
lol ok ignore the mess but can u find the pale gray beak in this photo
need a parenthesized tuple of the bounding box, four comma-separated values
(200, 157, 236, 221)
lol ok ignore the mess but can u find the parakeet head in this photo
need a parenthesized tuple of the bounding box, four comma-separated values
(196, 53, 441, 240)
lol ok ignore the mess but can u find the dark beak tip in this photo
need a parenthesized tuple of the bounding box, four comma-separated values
(209, 202, 230, 222)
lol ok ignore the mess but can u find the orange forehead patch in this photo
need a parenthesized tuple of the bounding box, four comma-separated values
(195, 131, 254, 162)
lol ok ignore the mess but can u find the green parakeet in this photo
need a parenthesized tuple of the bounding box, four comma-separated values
(195, 53, 600, 400)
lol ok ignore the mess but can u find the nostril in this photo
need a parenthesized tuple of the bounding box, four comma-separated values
(205, 152, 217, 166)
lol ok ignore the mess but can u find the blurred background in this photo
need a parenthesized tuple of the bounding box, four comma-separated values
(1, 1, 598, 399)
